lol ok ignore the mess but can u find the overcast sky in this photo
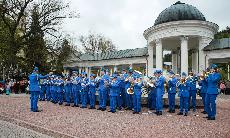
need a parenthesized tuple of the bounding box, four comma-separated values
(61, 0, 230, 50)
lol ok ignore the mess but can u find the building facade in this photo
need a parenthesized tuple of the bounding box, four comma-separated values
(64, 1, 230, 78)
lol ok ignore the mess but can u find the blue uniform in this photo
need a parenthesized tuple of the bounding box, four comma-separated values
(148, 87, 156, 110)
(46, 79, 51, 101)
(199, 79, 207, 112)
(133, 80, 143, 113)
(88, 78, 96, 108)
(72, 77, 81, 106)
(154, 75, 165, 113)
(39, 79, 46, 101)
(109, 79, 120, 113)
(178, 80, 190, 114)
(168, 77, 177, 111)
(64, 80, 72, 105)
(50, 79, 56, 103)
(206, 72, 221, 119)
(120, 73, 128, 108)
(80, 77, 89, 108)
(98, 74, 110, 110)
(187, 76, 198, 111)
(57, 79, 64, 104)
(125, 75, 134, 109)
(116, 77, 123, 110)
(53, 79, 59, 103)
(29, 73, 49, 112)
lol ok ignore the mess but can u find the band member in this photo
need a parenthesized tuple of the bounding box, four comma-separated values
(64, 76, 72, 106)
(177, 72, 189, 116)
(147, 71, 157, 110)
(120, 69, 128, 108)
(53, 76, 59, 104)
(125, 68, 134, 110)
(154, 69, 165, 115)
(133, 74, 143, 114)
(72, 72, 81, 107)
(97, 68, 110, 111)
(108, 73, 120, 113)
(205, 64, 221, 120)
(39, 79, 46, 101)
(80, 72, 89, 108)
(117, 74, 123, 110)
(50, 75, 55, 103)
(199, 73, 208, 114)
(187, 71, 198, 112)
(46, 77, 51, 101)
(167, 70, 177, 113)
(88, 74, 96, 109)
(57, 76, 64, 105)
(29, 67, 51, 112)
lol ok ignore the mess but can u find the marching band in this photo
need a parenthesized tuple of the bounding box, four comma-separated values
(29, 64, 221, 120)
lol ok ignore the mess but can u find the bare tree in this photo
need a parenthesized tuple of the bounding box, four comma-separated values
(79, 33, 117, 54)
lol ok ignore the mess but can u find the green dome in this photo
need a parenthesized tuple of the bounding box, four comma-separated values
(154, 1, 206, 26)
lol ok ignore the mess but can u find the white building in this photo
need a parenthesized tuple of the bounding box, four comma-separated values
(64, 1, 230, 78)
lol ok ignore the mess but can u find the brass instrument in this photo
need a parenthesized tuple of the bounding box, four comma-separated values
(127, 76, 134, 94)
(176, 77, 186, 87)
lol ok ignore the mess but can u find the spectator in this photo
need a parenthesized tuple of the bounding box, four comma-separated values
(6, 80, 11, 95)
(220, 81, 226, 94)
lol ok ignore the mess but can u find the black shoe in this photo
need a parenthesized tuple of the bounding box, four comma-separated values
(81, 106, 86, 108)
(76, 105, 79, 107)
(171, 110, 175, 113)
(72, 105, 76, 107)
(65, 104, 70, 106)
(97, 107, 102, 110)
(155, 111, 159, 115)
(207, 117, 215, 120)
(201, 111, 207, 114)
(184, 113, 188, 116)
(108, 110, 112, 112)
(203, 116, 210, 118)
(101, 108, 106, 111)
(111, 111, 116, 113)
(39, 99, 42, 101)
(136, 112, 140, 114)
(133, 111, 136, 114)
(59, 103, 63, 105)
(177, 112, 183, 115)
(158, 111, 162, 115)
(168, 110, 172, 113)
(34, 109, 43, 112)
(118, 107, 122, 110)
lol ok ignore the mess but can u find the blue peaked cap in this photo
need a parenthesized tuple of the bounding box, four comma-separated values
(181, 72, 187, 77)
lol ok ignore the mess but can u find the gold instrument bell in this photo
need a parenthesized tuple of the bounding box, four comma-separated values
(127, 76, 134, 95)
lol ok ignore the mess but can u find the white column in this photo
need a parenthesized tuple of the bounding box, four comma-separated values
(192, 50, 198, 73)
(147, 44, 154, 77)
(88, 67, 91, 76)
(172, 51, 177, 73)
(198, 37, 212, 73)
(114, 65, 117, 72)
(228, 64, 230, 80)
(79, 67, 82, 74)
(180, 36, 189, 75)
(155, 39, 163, 70)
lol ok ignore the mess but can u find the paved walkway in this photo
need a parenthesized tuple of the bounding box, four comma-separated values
(0, 120, 52, 138)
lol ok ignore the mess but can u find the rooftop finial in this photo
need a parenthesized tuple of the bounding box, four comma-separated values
(174, 1, 185, 5)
